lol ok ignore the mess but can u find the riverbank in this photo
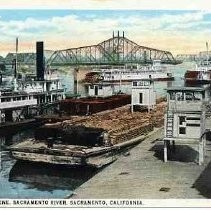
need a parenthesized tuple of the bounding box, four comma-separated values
(70, 128, 211, 199)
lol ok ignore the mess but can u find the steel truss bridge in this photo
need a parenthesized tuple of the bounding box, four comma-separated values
(3, 32, 180, 66)
(47, 32, 179, 66)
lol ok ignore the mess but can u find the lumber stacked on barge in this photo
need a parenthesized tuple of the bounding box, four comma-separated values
(60, 94, 131, 115)
(9, 101, 166, 168)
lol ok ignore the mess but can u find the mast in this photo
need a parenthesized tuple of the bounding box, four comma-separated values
(14, 37, 18, 91)
(15, 37, 18, 77)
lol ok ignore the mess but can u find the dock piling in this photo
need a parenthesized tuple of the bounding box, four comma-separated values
(164, 140, 168, 162)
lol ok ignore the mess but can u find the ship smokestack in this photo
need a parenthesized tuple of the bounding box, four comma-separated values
(12, 59, 17, 78)
(36, 41, 44, 81)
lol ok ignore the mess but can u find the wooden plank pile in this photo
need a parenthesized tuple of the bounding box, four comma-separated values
(60, 94, 131, 115)
(35, 101, 166, 146)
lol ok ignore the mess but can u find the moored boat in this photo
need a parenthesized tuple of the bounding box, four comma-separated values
(8, 127, 158, 168)
(185, 43, 211, 85)
(84, 60, 174, 83)
(185, 61, 211, 85)
(8, 100, 166, 168)
(0, 41, 65, 128)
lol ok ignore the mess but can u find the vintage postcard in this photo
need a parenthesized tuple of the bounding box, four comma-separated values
(0, 0, 211, 209)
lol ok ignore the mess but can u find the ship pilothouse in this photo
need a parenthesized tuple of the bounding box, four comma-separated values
(0, 41, 65, 124)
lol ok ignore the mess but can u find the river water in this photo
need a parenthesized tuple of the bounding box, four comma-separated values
(60, 62, 192, 97)
(0, 62, 194, 198)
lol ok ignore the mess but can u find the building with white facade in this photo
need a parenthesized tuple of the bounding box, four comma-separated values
(164, 86, 210, 165)
(88, 83, 114, 97)
(131, 79, 156, 112)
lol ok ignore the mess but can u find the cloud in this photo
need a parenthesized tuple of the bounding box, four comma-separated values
(0, 10, 211, 55)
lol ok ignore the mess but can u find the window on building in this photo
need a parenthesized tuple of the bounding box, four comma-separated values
(99, 85, 102, 89)
(169, 92, 176, 100)
(194, 92, 202, 101)
(176, 92, 184, 101)
(186, 117, 200, 120)
(133, 82, 137, 86)
(185, 92, 193, 101)
(179, 116, 186, 125)
(90, 85, 94, 89)
(186, 124, 200, 127)
(179, 127, 186, 134)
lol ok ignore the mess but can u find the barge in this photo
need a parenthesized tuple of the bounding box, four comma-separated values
(60, 94, 131, 115)
(9, 130, 158, 168)
(8, 100, 166, 168)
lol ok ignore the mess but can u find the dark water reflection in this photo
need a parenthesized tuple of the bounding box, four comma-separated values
(0, 130, 97, 198)
(9, 161, 97, 195)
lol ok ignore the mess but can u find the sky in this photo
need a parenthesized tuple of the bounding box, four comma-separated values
(0, 0, 211, 10)
(0, 1, 211, 56)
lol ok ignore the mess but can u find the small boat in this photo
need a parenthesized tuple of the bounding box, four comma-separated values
(84, 60, 174, 83)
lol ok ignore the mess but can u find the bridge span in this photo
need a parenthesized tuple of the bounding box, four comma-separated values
(3, 32, 180, 66)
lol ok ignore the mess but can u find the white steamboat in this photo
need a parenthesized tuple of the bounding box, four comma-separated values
(84, 60, 174, 83)
(0, 41, 65, 124)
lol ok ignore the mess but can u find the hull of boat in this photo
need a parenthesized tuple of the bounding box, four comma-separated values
(11, 150, 116, 168)
(8, 129, 153, 168)
(185, 78, 211, 85)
